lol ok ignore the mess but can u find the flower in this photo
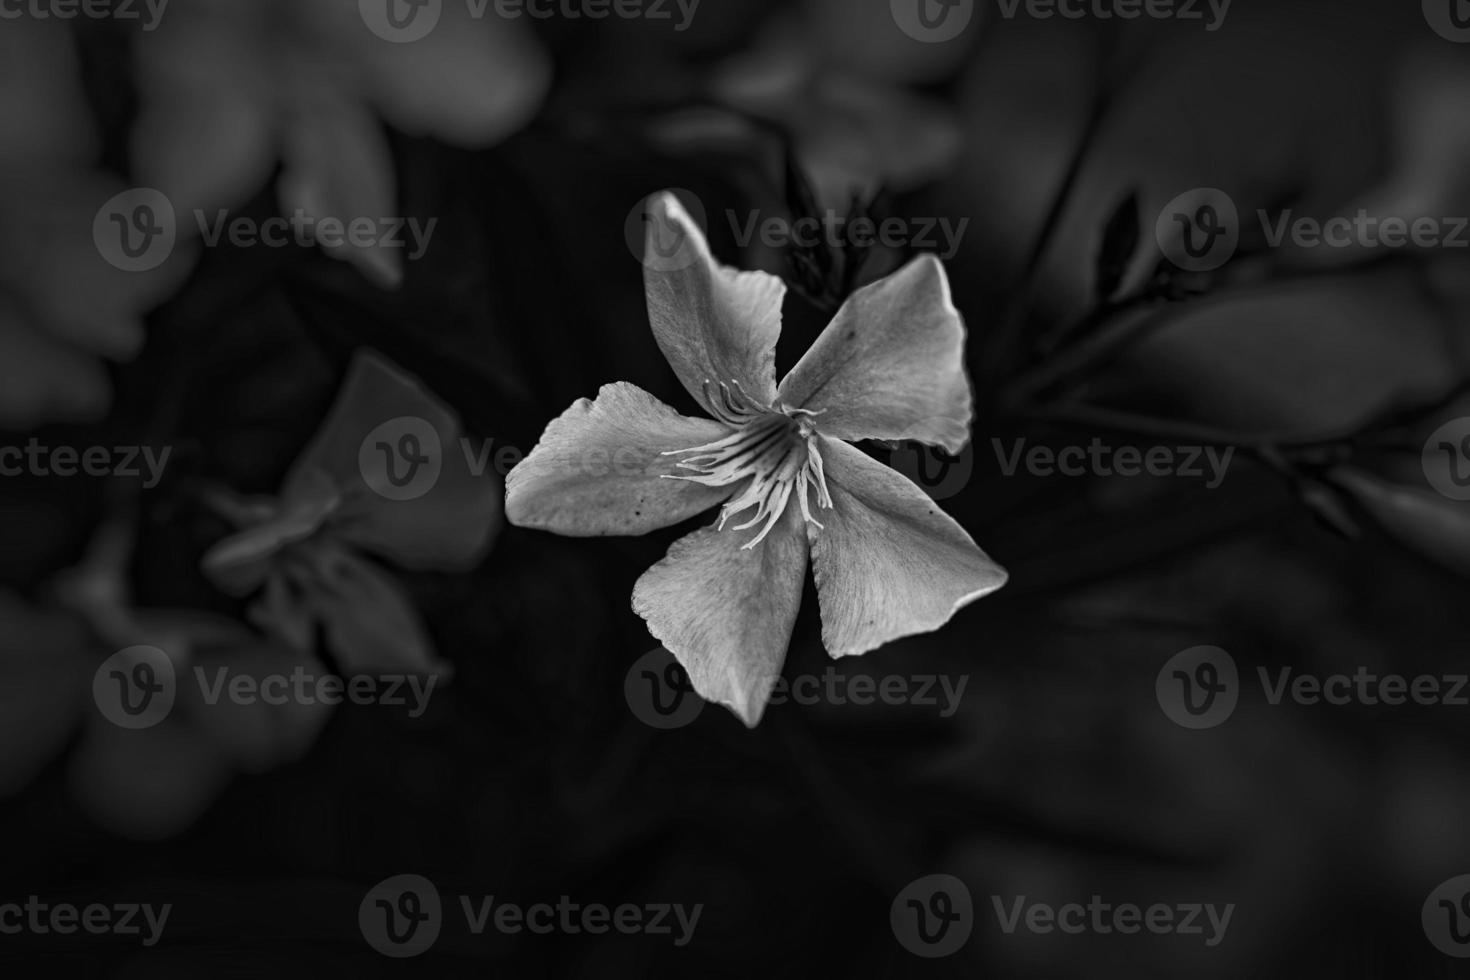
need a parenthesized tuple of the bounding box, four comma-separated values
(506, 192, 1007, 726)
(131, 0, 551, 286)
(711, 17, 962, 214)
(0, 19, 192, 427)
(202, 350, 501, 673)
(0, 517, 332, 840)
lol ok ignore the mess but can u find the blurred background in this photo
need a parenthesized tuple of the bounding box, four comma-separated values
(4, 0, 1470, 975)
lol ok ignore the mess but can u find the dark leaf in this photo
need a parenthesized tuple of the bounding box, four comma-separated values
(1093, 189, 1139, 301)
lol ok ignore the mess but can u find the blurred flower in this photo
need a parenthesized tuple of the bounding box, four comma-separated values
(0, 518, 331, 840)
(203, 349, 500, 673)
(710, 10, 961, 212)
(507, 193, 1006, 725)
(0, 20, 192, 428)
(131, 0, 551, 286)
(1344, 49, 1470, 246)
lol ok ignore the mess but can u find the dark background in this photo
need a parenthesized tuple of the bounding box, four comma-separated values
(4, 0, 1470, 975)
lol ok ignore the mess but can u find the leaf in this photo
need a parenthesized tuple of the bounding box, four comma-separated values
(958, 9, 1395, 324)
(1331, 468, 1470, 578)
(1095, 267, 1461, 435)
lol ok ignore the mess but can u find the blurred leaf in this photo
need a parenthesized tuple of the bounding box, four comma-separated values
(1332, 467, 1470, 578)
(1096, 268, 1460, 434)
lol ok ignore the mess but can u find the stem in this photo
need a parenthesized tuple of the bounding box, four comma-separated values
(1002, 300, 1170, 408)
(979, 85, 1114, 392)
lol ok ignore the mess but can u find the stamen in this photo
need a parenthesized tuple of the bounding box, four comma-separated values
(700, 378, 765, 427)
(662, 383, 834, 549)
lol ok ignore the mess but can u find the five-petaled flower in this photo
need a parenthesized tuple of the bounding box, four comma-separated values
(202, 350, 500, 675)
(506, 192, 1007, 726)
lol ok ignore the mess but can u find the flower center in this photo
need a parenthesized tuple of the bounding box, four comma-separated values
(663, 380, 833, 549)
